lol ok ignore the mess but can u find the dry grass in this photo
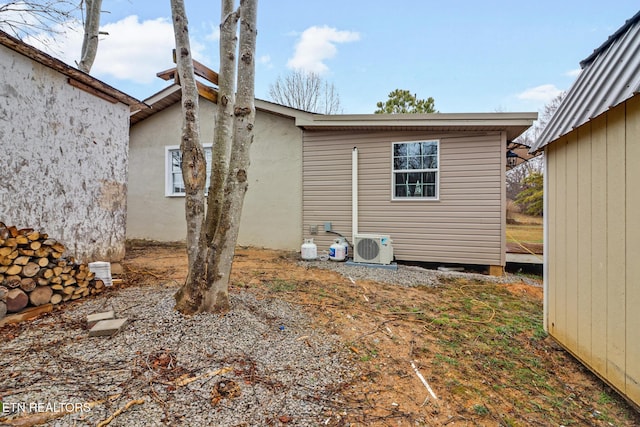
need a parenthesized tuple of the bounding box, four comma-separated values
(507, 214, 543, 244)
(117, 243, 640, 426)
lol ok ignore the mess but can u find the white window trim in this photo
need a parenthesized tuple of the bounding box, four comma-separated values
(391, 139, 440, 201)
(165, 144, 213, 197)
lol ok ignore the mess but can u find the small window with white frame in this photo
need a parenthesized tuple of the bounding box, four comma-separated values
(165, 145, 213, 196)
(392, 140, 439, 200)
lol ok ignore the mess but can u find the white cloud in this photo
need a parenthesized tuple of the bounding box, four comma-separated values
(287, 25, 359, 74)
(92, 16, 183, 83)
(565, 68, 581, 77)
(22, 20, 83, 63)
(25, 15, 207, 84)
(517, 84, 563, 104)
(258, 54, 272, 68)
(205, 24, 220, 42)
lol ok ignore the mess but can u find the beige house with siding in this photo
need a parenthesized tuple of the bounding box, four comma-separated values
(128, 83, 535, 272)
(127, 85, 306, 250)
(530, 11, 640, 408)
(299, 114, 535, 272)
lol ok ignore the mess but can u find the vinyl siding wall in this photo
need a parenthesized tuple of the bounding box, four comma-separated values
(545, 96, 640, 407)
(303, 130, 506, 266)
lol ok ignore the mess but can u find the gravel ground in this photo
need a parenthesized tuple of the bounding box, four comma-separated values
(0, 283, 355, 427)
(303, 259, 542, 288)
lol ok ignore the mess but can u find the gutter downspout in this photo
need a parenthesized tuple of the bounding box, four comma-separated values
(352, 147, 358, 242)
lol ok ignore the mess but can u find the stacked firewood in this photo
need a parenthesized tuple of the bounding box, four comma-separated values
(0, 223, 106, 319)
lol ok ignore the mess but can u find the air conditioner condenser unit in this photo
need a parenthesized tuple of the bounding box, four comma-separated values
(353, 233, 394, 265)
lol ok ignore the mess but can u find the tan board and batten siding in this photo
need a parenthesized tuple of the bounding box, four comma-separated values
(303, 130, 507, 266)
(545, 96, 640, 406)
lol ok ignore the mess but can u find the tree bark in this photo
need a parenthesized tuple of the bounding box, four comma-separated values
(78, 0, 103, 73)
(173, 0, 257, 315)
(170, 0, 209, 314)
(200, 0, 240, 313)
(205, 0, 237, 242)
(205, 0, 257, 313)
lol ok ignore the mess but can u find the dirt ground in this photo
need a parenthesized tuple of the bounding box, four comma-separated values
(86, 243, 640, 425)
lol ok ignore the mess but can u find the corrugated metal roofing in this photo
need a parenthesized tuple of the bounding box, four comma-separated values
(531, 10, 640, 152)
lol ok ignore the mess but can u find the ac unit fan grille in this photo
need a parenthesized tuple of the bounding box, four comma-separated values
(356, 238, 380, 261)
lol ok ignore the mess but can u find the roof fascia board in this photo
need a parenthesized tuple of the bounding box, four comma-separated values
(140, 84, 181, 106)
(132, 87, 313, 122)
(254, 99, 315, 121)
(295, 112, 538, 128)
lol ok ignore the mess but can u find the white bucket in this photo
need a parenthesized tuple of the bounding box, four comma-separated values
(89, 261, 113, 286)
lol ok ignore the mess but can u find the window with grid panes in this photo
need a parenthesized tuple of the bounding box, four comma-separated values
(392, 140, 439, 199)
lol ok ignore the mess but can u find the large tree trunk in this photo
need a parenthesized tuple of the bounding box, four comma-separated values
(205, 0, 257, 312)
(173, 0, 257, 315)
(202, 0, 239, 313)
(78, 0, 103, 73)
(170, 0, 209, 314)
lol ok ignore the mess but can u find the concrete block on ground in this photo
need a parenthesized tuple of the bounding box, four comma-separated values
(87, 310, 115, 327)
(89, 318, 128, 337)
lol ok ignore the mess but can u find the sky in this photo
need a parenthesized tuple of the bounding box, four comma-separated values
(14, 1, 640, 115)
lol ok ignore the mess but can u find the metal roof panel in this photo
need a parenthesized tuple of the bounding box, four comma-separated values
(531, 11, 640, 152)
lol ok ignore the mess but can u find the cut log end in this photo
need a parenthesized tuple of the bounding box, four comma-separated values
(29, 286, 53, 306)
(6, 288, 28, 312)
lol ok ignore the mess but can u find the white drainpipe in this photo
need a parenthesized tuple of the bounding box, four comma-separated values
(352, 147, 358, 242)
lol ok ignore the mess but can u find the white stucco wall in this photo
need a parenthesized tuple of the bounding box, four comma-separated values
(0, 44, 130, 262)
(127, 98, 303, 250)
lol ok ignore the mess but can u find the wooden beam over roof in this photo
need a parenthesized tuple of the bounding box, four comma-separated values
(193, 59, 218, 85)
(196, 81, 218, 103)
(158, 51, 219, 86)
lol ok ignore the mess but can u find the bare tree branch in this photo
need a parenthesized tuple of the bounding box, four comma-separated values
(269, 70, 342, 114)
(0, 1, 79, 41)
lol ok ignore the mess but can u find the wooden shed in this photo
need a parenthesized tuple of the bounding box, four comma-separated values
(0, 30, 144, 262)
(530, 11, 640, 408)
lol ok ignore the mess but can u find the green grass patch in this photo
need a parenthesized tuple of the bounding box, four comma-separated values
(267, 279, 297, 292)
